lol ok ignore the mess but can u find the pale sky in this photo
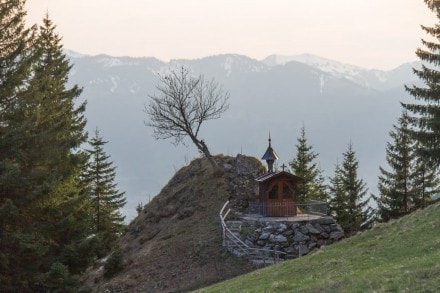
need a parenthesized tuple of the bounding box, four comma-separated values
(25, 0, 436, 70)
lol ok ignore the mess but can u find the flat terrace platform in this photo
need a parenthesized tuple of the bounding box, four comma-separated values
(240, 213, 324, 223)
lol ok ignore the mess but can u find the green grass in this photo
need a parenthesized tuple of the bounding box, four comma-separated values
(197, 201, 440, 292)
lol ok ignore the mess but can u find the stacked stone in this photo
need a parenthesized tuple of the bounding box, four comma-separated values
(223, 154, 264, 210)
(244, 217, 344, 258)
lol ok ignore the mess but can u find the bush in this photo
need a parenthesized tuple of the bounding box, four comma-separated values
(136, 202, 143, 215)
(43, 262, 78, 292)
(104, 249, 124, 278)
(62, 234, 106, 273)
(239, 223, 256, 238)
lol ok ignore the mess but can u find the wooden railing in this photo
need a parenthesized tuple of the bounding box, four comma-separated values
(219, 201, 288, 265)
(248, 200, 327, 218)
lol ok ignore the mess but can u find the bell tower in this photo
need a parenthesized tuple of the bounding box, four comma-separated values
(261, 133, 279, 173)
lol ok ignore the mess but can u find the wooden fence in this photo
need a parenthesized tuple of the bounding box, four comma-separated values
(248, 200, 327, 218)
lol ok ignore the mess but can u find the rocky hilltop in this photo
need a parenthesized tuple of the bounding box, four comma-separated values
(82, 154, 264, 292)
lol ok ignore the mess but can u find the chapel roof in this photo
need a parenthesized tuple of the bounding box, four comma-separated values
(255, 170, 302, 183)
(261, 136, 279, 161)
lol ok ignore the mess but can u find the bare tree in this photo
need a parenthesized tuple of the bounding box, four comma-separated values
(145, 67, 229, 170)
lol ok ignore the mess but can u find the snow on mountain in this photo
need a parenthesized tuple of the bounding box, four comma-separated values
(262, 54, 420, 90)
(110, 76, 119, 92)
(264, 53, 365, 75)
(172, 54, 267, 77)
(98, 56, 124, 67)
(263, 53, 378, 87)
(217, 54, 267, 75)
(319, 74, 326, 94)
(95, 55, 145, 68)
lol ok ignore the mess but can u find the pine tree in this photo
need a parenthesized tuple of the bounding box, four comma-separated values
(332, 143, 370, 235)
(289, 126, 328, 203)
(83, 129, 126, 244)
(0, 13, 92, 290)
(376, 111, 416, 221)
(402, 1, 440, 165)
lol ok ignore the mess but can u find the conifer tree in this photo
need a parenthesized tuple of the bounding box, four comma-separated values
(376, 111, 440, 222)
(376, 111, 416, 221)
(0, 1, 38, 288)
(412, 146, 440, 208)
(328, 162, 348, 224)
(402, 0, 440, 165)
(289, 126, 328, 203)
(13, 15, 88, 194)
(0, 0, 36, 210)
(0, 0, 36, 124)
(332, 143, 371, 235)
(83, 129, 126, 244)
(0, 13, 91, 290)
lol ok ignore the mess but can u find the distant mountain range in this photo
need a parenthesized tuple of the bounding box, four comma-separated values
(262, 54, 420, 91)
(65, 50, 422, 220)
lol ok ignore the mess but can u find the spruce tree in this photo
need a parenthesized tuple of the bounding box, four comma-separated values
(11, 15, 87, 196)
(328, 162, 348, 224)
(412, 146, 440, 208)
(402, 0, 440, 165)
(0, 0, 36, 123)
(0, 1, 37, 289)
(333, 143, 371, 235)
(376, 111, 416, 221)
(0, 13, 92, 290)
(24, 14, 91, 275)
(376, 111, 440, 222)
(83, 129, 126, 245)
(289, 126, 328, 203)
(0, 0, 36, 209)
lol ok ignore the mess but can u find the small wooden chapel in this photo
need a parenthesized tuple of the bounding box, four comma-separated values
(254, 136, 302, 217)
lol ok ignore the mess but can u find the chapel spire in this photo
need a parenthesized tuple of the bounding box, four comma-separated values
(261, 133, 279, 173)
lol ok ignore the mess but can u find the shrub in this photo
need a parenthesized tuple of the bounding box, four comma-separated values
(104, 249, 124, 278)
(43, 262, 78, 292)
(136, 202, 143, 215)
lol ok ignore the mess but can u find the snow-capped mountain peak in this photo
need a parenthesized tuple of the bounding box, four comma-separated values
(262, 54, 419, 90)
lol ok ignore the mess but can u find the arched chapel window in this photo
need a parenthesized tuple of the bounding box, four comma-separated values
(268, 184, 278, 199)
(282, 183, 293, 199)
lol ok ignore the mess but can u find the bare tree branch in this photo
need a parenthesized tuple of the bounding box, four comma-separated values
(145, 67, 230, 170)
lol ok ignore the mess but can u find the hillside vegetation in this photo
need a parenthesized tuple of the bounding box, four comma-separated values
(82, 155, 263, 292)
(198, 201, 440, 292)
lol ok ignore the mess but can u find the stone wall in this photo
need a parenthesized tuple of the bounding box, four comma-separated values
(238, 217, 344, 258)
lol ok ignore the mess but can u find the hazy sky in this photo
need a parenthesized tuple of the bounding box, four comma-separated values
(25, 0, 436, 70)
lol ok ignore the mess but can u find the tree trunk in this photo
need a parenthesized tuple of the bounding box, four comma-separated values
(191, 137, 220, 171)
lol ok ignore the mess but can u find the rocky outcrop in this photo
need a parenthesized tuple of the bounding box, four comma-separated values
(239, 217, 344, 258)
(225, 154, 265, 210)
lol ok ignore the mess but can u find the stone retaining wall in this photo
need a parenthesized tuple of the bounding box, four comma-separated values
(239, 217, 344, 258)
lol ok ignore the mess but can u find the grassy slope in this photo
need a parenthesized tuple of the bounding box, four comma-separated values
(198, 201, 440, 292)
(82, 156, 258, 292)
